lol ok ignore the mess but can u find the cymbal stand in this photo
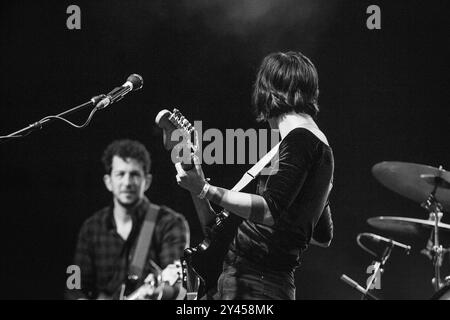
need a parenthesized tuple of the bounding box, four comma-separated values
(421, 178, 445, 291)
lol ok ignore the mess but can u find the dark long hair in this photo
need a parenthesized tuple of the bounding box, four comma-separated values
(253, 51, 320, 121)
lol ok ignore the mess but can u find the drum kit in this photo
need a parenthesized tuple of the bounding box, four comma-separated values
(341, 161, 450, 300)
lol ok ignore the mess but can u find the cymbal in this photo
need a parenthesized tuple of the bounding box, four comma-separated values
(372, 162, 450, 211)
(367, 216, 450, 237)
(420, 174, 450, 190)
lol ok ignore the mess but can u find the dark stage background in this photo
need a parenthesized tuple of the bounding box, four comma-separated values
(0, 0, 448, 299)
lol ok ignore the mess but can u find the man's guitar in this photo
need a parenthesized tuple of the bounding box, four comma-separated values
(155, 109, 243, 299)
(97, 261, 184, 300)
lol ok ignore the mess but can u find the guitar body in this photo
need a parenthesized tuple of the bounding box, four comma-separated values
(98, 262, 183, 300)
(184, 213, 243, 298)
(96, 277, 141, 300)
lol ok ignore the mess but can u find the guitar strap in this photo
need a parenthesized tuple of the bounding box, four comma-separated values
(232, 125, 329, 192)
(128, 202, 160, 280)
(231, 142, 280, 192)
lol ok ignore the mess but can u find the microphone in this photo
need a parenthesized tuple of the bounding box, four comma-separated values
(96, 74, 143, 109)
(90, 94, 107, 105)
(360, 233, 411, 253)
(340, 274, 378, 300)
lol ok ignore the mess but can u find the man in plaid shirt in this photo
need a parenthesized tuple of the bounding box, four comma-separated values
(66, 139, 189, 299)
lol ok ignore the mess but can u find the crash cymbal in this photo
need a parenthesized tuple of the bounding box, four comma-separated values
(372, 162, 450, 211)
(367, 216, 450, 237)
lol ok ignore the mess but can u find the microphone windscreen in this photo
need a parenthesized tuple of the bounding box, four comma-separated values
(127, 74, 143, 91)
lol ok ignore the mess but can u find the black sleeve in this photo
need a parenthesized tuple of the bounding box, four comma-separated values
(261, 128, 318, 222)
(312, 202, 333, 244)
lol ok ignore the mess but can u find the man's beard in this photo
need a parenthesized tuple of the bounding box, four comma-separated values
(117, 196, 142, 209)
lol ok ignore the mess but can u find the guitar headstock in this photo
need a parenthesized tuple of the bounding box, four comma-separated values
(155, 108, 196, 151)
(155, 108, 198, 170)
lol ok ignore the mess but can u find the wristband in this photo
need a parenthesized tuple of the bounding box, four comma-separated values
(197, 182, 210, 199)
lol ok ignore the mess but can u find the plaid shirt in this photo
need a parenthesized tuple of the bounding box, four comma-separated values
(66, 199, 189, 299)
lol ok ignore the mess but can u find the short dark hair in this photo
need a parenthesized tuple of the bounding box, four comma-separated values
(102, 139, 151, 174)
(252, 51, 320, 121)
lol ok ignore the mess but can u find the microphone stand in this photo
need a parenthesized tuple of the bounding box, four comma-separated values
(341, 237, 398, 300)
(361, 244, 393, 300)
(340, 274, 379, 300)
(1, 94, 105, 142)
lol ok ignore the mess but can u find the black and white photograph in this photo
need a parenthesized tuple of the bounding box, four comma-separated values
(0, 0, 448, 302)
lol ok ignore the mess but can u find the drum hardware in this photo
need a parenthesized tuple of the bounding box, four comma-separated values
(421, 174, 446, 291)
(371, 162, 450, 293)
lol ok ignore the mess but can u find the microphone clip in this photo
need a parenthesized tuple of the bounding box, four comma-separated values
(95, 74, 143, 110)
